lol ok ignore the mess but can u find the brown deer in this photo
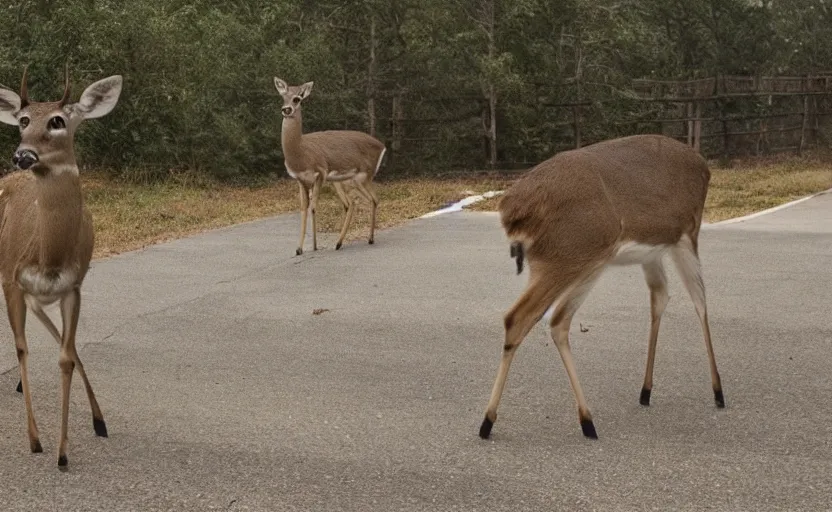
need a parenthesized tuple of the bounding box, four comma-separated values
(274, 78, 387, 255)
(479, 134, 724, 441)
(0, 67, 122, 469)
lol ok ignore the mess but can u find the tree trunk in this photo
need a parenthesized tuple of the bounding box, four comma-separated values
(367, 15, 377, 137)
(486, 0, 497, 168)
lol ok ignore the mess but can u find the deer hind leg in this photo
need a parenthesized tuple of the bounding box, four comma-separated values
(639, 259, 669, 406)
(333, 182, 354, 251)
(29, 301, 106, 438)
(4, 285, 42, 453)
(480, 264, 579, 439)
(353, 179, 379, 245)
(670, 236, 724, 408)
(310, 176, 323, 251)
(296, 181, 310, 255)
(548, 270, 603, 439)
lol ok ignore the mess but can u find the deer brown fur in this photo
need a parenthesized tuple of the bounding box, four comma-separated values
(480, 134, 723, 441)
(0, 67, 122, 469)
(274, 78, 387, 255)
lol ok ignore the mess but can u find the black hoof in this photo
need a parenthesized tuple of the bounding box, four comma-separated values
(16, 380, 22, 393)
(580, 418, 598, 439)
(335, 242, 342, 250)
(295, 248, 302, 256)
(93, 418, 108, 438)
(31, 440, 43, 453)
(639, 387, 651, 406)
(368, 239, 374, 245)
(714, 389, 725, 408)
(479, 417, 494, 439)
(57, 455, 68, 469)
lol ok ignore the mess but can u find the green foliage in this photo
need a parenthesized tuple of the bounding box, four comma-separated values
(0, 0, 828, 177)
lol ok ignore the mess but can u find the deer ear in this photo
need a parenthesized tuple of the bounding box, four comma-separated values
(274, 77, 289, 95)
(299, 81, 314, 99)
(0, 88, 21, 126)
(72, 75, 122, 120)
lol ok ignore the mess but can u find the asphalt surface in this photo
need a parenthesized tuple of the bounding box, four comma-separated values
(0, 192, 830, 511)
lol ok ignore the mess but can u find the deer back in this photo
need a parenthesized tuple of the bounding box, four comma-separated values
(302, 130, 385, 175)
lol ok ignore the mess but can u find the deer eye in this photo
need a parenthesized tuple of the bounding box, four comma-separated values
(18, 116, 29, 128)
(292, 96, 301, 104)
(48, 116, 66, 130)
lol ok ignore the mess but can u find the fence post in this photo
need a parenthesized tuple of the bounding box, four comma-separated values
(799, 93, 809, 154)
(686, 102, 694, 146)
(693, 101, 702, 152)
(391, 94, 402, 152)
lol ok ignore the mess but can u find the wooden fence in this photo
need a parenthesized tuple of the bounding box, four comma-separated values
(628, 74, 832, 158)
(350, 73, 832, 172)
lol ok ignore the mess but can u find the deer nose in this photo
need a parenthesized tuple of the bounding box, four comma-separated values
(281, 106, 293, 116)
(12, 149, 38, 170)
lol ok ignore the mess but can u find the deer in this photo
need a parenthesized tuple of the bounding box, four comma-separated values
(0, 66, 122, 469)
(273, 78, 387, 255)
(478, 134, 724, 441)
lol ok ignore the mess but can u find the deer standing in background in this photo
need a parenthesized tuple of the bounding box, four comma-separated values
(479, 134, 724, 441)
(0, 67, 122, 469)
(274, 78, 387, 255)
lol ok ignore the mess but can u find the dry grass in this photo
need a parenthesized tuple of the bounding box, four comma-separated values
(83, 172, 514, 259)
(464, 157, 832, 222)
(705, 158, 831, 221)
(81, 156, 830, 259)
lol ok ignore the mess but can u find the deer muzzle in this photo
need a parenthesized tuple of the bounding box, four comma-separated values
(281, 106, 293, 117)
(12, 149, 38, 170)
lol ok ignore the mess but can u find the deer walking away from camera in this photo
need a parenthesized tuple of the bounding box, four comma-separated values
(479, 134, 724, 441)
(274, 78, 387, 255)
(0, 67, 122, 469)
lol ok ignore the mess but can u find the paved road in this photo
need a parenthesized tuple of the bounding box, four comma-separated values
(0, 192, 830, 511)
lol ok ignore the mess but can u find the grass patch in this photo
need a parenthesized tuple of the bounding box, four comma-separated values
(463, 157, 832, 222)
(83, 171, 515, 259)
(705, 159, 831, 221)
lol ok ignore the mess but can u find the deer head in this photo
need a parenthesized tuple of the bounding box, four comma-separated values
(274, 78, 313, 119)
(0, 66, 123, 175)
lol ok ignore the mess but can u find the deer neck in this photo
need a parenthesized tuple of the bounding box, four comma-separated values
(281, 112, 306, 171)
(33, 168, 84, 269)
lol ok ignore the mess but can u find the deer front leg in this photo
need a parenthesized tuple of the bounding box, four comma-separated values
(4, 284, 42, 454)
(57, 288, 82, 470)
(310, 175, 322, 251)
(640, 260, 669, 406)
(297, 181, 310, 255)
(30, 303, 107, 437)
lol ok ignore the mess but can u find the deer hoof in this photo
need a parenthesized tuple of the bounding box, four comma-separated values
(296, 248, 303, 256)
(479, 417, 494, 439)
(93, 418, 108, 438)
(580, 418, 598, 439)
(335, 242, 342, 250)
(714, 389, 725, 408)
(639, 387, 651, 406)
